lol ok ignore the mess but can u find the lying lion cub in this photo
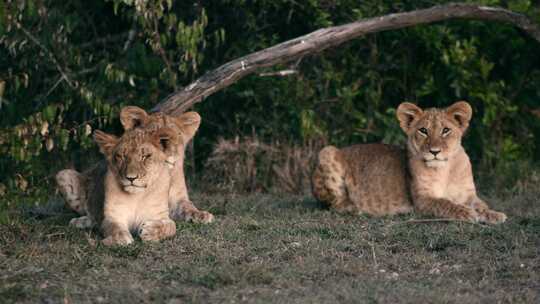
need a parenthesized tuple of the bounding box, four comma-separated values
(57, 107, 213, 225)
(119, 106, 214, 223)
(312, 101, 507, 224)
(57, 127, 179, 245)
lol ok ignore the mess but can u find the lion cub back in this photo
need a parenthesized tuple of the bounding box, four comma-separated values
(312, 143, 413, 215)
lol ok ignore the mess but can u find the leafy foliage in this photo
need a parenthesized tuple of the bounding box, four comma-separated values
(1, 0, 539, 195)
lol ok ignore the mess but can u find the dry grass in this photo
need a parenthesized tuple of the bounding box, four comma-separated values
(1, 184, 539, 303)
(202, 136, 324, 194)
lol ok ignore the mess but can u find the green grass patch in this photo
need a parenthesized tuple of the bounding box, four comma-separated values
(0, 191, 539, 303)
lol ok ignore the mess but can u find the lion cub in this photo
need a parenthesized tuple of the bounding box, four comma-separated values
(119, 106, 214, 223)
(57, 127, 180, 245)
(312, 101, 507, 224)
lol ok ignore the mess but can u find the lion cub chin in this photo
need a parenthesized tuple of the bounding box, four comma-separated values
(57, 127, 180, 246)
(312, 101, 507, 224)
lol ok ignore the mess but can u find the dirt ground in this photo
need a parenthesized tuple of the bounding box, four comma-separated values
(1, 190, 539, 303)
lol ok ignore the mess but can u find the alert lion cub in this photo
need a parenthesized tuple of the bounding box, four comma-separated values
(57, 127, 180, 245)
(312, 101, 507, 224)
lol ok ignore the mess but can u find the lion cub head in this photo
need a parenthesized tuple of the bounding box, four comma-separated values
(94, 128, 179, 193)
(119, 106, 201, 167)
(397, 101, 473, 168)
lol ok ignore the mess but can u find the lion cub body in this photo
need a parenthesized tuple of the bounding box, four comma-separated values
(57, 128, 178, 245)
(57, 106, 213, 241)
(312, 101, 506, 224)
(313, 144, 412, 215)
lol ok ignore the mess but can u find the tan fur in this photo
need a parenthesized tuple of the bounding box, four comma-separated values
(119, 106, 214, 224)
(312, 101, 506, 224)
(56, 128, 180, 245)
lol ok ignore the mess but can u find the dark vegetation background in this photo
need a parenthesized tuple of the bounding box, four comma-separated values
(1, 2, 540, 303)
(1, 0, 540, 206)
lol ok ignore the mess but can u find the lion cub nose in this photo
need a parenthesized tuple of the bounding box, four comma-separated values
(126, 175, 138, 183)
(429, 148, 441, 156)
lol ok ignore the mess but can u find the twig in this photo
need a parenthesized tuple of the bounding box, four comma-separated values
(45, 75, 65, 98)
(18, 25, 74, 88)
(370, 242, 378, 267)
(390, 218, 479, 226)
(123, 17, 138, 52)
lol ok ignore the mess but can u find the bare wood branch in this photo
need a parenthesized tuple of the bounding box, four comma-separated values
(19, 26, 75, 88)
(259, 69, 298, 77)
(152, 3, 540, 115)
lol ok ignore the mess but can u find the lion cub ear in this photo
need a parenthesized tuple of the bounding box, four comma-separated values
(151, 128, 179, 154)
(94, 130, 119, 156)
(446, 101, 472, 132)
(120, 106, 149, 130)
(172, 112, 201, 144)
(396, 102, 423, 133)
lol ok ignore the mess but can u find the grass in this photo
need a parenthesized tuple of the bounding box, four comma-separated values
(1, 190, 539, 303)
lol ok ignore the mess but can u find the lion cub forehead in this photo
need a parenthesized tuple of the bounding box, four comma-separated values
(116, 129, 155, 150)
(139, 115, 175, 132)
(418, 109, 453, 127)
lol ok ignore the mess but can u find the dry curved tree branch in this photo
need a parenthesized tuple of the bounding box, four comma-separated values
(152, 3, 540, 115)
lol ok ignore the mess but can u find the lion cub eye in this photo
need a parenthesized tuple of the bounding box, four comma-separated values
(114, 153, 122, 161)
(142, 154, 151, 161)
(442, 127, 451, 135)
(418, 127, 428, 135)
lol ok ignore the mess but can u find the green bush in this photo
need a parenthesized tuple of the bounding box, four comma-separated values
(1, 0, 539, 196)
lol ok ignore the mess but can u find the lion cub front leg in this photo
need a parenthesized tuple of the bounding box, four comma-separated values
(101, 219, 134, 246)
(470, 197, 507, 224)
(414, 197, 479, 222)
(172, 199, 214, 224)
(138, 219, 176, 241)
(168, 183, 214, 223)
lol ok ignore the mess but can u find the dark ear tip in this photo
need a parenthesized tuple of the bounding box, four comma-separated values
(397, 102, 420, 110)
(120, 105, 146, 113)
(182, 111, 201, 124)
(120, 106, 149, 129)
(448, 101, 473, 116)
(396, 102, 422, 116)
(453, 100, 471, 108)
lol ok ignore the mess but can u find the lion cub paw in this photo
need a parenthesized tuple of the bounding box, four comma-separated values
(478, 210, 507, 225)
(139, 219, 176, 241)
(102, 231, 134, 246)
(185, 210, 214, 224)
(453, 206, 479, 223)
(69, 216, 94, 229)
